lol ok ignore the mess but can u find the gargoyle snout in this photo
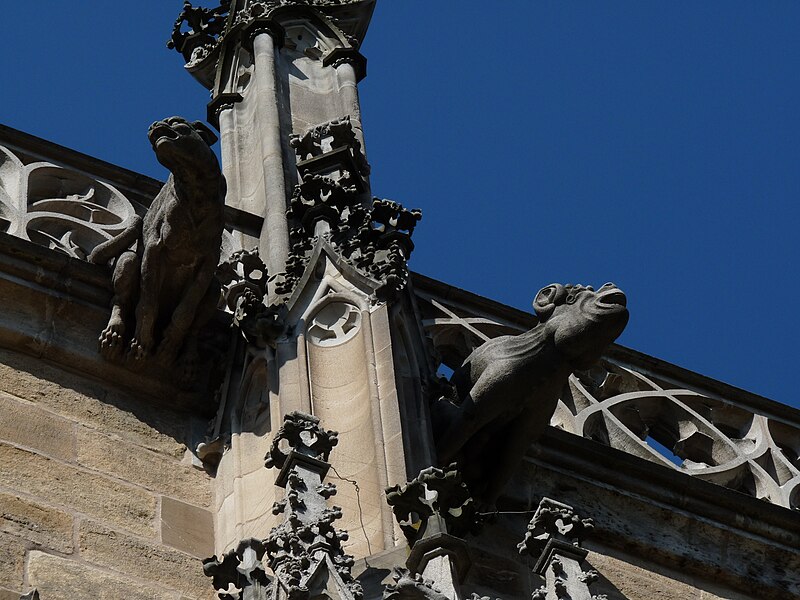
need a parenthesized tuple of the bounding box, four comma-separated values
(596, 283, 627, 308)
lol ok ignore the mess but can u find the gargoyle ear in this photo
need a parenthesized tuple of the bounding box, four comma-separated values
(192, 121, 219, 146)
(533, 284, 563, 322)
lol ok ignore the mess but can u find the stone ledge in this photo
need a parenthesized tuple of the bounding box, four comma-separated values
(0, 233, 219, 417)
(513, 428, 800, 598)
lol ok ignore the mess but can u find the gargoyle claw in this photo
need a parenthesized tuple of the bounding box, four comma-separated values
(98, 326, 125, 361)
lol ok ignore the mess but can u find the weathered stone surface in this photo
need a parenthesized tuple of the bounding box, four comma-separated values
(0, 348, 187, 458)
(0, 393, 76, 460)
(79, 521, 215, 599)
(0, 443, 157, 537)
(587, 551, 730, 600)
(89, 117, 225, 387)
(161, 497, 214, 558)
(0, 588, 21, 600)
(0, 534, 27, 589)
(27, 551, 175, 600)
(432, 283, 629, 509)
(77, 428, 212, 508)
(0, 493, 73, 554)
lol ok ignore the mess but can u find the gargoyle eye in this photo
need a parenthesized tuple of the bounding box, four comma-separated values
(566, 295, 577, 305)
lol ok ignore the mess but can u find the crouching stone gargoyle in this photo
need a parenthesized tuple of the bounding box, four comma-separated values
(88, 117, 226, 379)
(432, 283, 629, 509)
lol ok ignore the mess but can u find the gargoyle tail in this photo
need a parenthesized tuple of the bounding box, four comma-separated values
(88, 215, 143, 265)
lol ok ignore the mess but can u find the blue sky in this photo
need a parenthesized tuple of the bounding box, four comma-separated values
(1, 2, 798, 408)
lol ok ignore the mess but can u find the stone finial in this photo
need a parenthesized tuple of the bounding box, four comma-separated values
(264, 412, 361, 600)
(203, 539, 272, 600)
(517, 498, 595, 562)
(386, 464, 477, 545)
(205, 412, 359, 600)
(278, 117, 421, 300)
(264, 411, 339, 471)
(217, 249, 287, 347)
(168, 1, 232, 66)
(519, 499, 602, 600)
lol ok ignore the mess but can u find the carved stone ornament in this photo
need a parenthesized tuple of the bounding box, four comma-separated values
(217, 248, 288, 347)
(88, 117, 226, 386)
(519, 499, 603, 600)
(203, 538, 273, 600)
(517, 498, 595, 561)
(382, 568, 450, 600)
(385, 464, 478, 545)
(264, 411, 339, 471)
(265, 412, 362, 600)
(167, 0, 232, 68)
(205, 412, 360, 600)
(279, 117, 421, 300)
(0, 145, 140, 260)
(431, 283, 629, 509)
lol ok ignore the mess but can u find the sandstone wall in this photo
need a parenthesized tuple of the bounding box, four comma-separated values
(0, 348, 216, 600)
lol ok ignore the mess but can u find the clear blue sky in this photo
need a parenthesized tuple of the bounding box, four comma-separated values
(1, 2, 798, 408)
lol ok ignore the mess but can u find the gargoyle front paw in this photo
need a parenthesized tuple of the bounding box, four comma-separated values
(127, 338, 151, 367)
(98, 326, 125, 361)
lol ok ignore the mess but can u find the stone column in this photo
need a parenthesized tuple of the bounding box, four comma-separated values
(335, 61, 366, 153)
(248, 24, 290, 286)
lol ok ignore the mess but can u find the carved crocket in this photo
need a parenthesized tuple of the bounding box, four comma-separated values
(89, 117, 226, 380)
(433, 283, 629, 509)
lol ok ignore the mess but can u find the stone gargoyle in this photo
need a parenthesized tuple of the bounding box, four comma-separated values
(432, 283, 629, 509)
(88, 117, 226, 379)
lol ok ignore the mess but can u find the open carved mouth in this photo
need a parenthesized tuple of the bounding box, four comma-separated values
(597, 287, 627, 308)
(148, 123, 178, 146)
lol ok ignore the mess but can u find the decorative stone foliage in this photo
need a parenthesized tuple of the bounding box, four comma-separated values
(203, 539, 273, 600)
(218, 248, 288, 347)
(280, 117, 421, 300)
(167, 0, 232, 68)
(205, 412, 361, 600)
(519, 498, 601, 600)
(385, 464, 477, 544)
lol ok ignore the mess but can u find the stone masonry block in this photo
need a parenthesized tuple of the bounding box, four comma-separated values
(27, 551, 176, 600)
(79, 521, 215, 599)
(161, 497, 214, 559)
(77, 428, 212, 508)
(0, 442, 157, 537)
(0, 492, 73, 553)
(0, 533, 27, 589)
(0, 348, 186, 458)
(0, 393, 76, 460)
(0, 589, 22, 600)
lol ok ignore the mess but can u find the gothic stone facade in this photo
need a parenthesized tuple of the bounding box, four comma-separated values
(0, 2, 798, 599)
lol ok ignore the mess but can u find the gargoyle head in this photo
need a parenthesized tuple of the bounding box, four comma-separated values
(148, 116, 219, 176)
(533, 282, 629, 369)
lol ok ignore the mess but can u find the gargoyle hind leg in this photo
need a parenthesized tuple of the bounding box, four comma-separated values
(99, 250, 139, 361)
(434, 376, 503, 466)
(176, 278, 221, 388)
(128, 248, 163, 366)
(156, 259, 216, 368)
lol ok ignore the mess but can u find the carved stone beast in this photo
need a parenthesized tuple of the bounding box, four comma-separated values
(89, 117, 226, 380)
(433, 283, 629, 509)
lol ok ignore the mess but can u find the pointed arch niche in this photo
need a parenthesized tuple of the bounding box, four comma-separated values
(281, 244, 409, 558)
